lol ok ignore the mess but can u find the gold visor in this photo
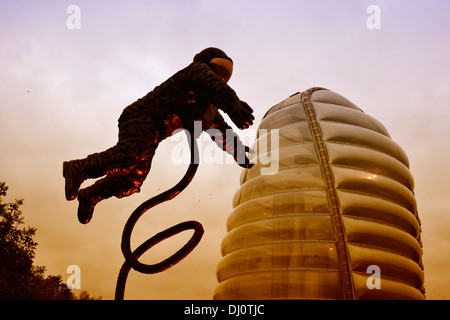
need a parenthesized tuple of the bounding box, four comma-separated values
(210, 57, 233, 81)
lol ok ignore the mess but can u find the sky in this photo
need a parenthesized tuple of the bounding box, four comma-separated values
(1, 0, 450, 299)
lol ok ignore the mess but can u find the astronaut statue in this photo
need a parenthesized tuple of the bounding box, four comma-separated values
(63, 48, 255, 224)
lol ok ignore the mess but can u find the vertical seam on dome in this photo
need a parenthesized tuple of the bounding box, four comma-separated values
(301, 87, 355, 300)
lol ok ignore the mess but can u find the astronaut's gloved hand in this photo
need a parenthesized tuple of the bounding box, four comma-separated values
(234, 145, 255, 169)
(227, 100, 255, 129)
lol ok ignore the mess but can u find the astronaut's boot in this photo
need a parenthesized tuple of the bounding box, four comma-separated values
(63, 153, 109, 201)
(77, 178, 113, 224)
(63, 161, 86, 201)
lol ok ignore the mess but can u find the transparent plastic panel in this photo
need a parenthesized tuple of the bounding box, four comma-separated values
(352, 273, 425, 300)
(326, 142, 414, 190)
(227, 190, 329, 231)
(320, 122, 410, 167)
(347, 244, 424, 290)
(255, 121, 313, 146)
(233, 166, 325, 207)
(217, 242, 340, 282)
(259, 103, 307, 130)
(243, 143, 320, 183)
(263, 94, 303, 118)
(221, 216, 335, 256)
(311, 89, 361, 111)
(314, 102, 390, 137)
(337, 190, 421, 238)
(343, 216, 422, 263)
(214, 270, 345, 300)
(333, 166, 417, 214)
(216, 89, 424, 300)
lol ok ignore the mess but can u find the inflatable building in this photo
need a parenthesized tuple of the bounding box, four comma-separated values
(214, 88, 424, 299)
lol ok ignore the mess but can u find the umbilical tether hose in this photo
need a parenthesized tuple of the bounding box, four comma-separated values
(115, 131, 204, 300)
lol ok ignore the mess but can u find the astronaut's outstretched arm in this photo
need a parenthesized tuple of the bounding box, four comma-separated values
(207, 111, 254, 168)
(186, 62, 254, 129)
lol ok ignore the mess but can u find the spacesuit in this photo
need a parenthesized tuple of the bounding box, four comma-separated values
(63, 47, 255, 224)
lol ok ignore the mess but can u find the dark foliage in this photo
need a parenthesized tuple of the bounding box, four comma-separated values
(0, 181, 100, 300)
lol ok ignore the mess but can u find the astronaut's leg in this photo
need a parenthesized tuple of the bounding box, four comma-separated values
(77, 158, 152, 224)
(64, 151, 117, 201)
(64, 117, 158, 201)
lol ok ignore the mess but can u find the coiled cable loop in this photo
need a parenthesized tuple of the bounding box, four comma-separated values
(115, 131, 203, 300)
